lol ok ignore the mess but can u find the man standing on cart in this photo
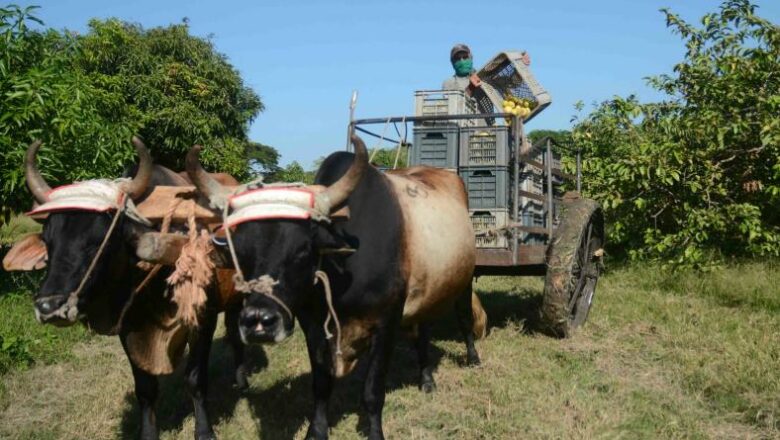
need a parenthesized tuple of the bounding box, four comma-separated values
(442, 43, 482, 94)
(443, 43, 494, 125)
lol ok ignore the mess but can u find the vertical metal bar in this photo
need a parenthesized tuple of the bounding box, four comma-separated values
(576, 148, 582, 193)
(513, 117, 522, 265)
(346, 90, 358, 151)
(546, 138, 554, 240)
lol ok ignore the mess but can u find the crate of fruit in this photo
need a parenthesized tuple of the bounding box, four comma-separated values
(474, 51, 552, 123)
(459, 126, 510, 166)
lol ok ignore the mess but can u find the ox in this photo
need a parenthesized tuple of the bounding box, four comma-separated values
(6, 138, 246, 440)
(186, 135, 487, 440)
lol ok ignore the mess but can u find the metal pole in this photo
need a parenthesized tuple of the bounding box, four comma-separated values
(546, 138, 554, 240)
(513, 117, 522, 265)
(346, 90, 358, 151)
(576, 148, 582, 193)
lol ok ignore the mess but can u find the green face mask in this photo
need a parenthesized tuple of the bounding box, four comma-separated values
(453, 58, 473, 77)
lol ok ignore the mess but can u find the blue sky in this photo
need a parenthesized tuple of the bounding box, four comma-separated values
(22, 1, 780, 167)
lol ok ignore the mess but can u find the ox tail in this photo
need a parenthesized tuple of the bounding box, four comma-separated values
(471, 291, 488, 340)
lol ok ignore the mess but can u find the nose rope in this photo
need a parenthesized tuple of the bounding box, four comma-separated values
(56, 194, 127, 321)
(221, 201, 344, 356)
(221, 203, 294, 321)
(232, 274, 293, 321)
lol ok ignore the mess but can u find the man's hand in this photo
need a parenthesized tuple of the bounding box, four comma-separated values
(469, 73, 482, 88)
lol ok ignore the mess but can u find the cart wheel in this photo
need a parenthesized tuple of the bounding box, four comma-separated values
(541, 195, 604, 338)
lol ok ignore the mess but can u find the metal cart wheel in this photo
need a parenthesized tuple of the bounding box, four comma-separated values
(541, 195, 604, 338)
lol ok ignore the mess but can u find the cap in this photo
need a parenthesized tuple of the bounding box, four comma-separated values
(450, 44, 471, 61)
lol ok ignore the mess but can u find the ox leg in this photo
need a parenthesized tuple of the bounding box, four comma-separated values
(455, 283, 481, 366)
(415, 323, 436, 393)
(362, 311, 400, 440)
(225, 302, 249, 390)
(303, 318, 333, 440)
(120, 335, 160, 440)
(185, 308, 218, 440)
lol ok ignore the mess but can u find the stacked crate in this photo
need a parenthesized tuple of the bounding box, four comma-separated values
(411, 90, 476, 171)
(459, 126, 511, 248)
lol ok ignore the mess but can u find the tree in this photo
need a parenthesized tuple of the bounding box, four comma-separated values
(527, 129, 572, 147)
(273, 161, 315, 184)
(0, 6, 262, 220)
(573, 0, 780, 266)
(369, 144, 409, 169)
(245, 141, 280, 178)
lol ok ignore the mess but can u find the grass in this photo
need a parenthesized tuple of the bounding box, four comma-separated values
(0, 262, 778, 439)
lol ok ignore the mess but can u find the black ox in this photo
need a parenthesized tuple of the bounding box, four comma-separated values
(9, 138, 248, 440)
(187, 135, 487, 439)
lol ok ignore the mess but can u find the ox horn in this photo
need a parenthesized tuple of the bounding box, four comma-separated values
(315, 134, 368, 214)
(122, 136, 153, 200)
(25, 140, 52, 204)
(186, 145, 230, 207)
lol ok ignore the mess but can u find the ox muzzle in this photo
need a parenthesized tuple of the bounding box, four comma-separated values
(238, 281, 294, 344)
(34, 294, 80, 326)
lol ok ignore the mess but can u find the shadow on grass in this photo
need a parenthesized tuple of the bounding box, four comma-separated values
(116, 284, 544, 438)
(242, 336, 446, 440)
(119, 335, 270, 439)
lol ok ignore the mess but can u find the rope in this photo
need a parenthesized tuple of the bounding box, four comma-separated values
(315, 269, 342, 356)
(369, 117, 392, 163)
(220, 198, 344, 356)
(51, 195, 127, 322)
(113, 196, 184, 333)
(221, 202, 294, 322)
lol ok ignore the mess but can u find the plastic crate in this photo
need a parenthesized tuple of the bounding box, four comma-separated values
(410, 126, 459, 168)
(459, 166, 509, 209)
(470, 209, 510, 249)
(475, 51, 552, 123)
(459, 126, 510, 166)
(414, 90, 477, 127)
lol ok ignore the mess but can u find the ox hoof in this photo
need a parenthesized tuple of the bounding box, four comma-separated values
(420, 379, 437, 394)
(466, 353, 481, 367)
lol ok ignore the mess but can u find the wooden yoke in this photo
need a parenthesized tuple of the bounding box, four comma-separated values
(135, 186, 224, 224)
(134, 185, 234, 267)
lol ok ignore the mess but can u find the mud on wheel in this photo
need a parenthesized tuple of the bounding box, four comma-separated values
(541, 195, 604, 338)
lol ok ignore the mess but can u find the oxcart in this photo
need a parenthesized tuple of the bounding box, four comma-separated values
(348, 51, 605, 337)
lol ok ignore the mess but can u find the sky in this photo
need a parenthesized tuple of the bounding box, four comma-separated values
(21, 0, 780, 167)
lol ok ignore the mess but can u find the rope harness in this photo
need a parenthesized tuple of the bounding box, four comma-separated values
(219, 188, 344, 356)
(45, 195, 128, 322)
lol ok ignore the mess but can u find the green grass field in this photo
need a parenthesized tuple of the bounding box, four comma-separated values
(0, 262, 778, 439)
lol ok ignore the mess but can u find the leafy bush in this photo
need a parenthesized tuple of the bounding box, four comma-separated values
(0, 5, 263, 221)
(573, 0, 780, 266)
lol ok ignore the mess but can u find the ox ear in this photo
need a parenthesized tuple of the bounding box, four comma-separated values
(312, 224, 355, 255)
(3, 233, 47, 271)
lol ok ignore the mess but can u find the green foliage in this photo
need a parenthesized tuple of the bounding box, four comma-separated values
(0, 6, 262, 220)
(245, 141, 281, 178)
(369, 144, 409, 169)
(573, 0, 780, 266)
(527, 129, 572, 147)
(271, 161, 315, 184)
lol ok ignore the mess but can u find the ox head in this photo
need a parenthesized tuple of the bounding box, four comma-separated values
(24, 137, 153, 328)
(187, 136, 368, 344)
